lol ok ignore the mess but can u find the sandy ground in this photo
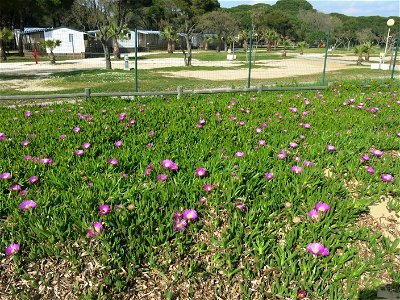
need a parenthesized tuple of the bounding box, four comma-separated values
(0, 53, 359, 91)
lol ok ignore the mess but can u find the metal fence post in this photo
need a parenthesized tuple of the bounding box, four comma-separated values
(135, 28, 138, 93)
(247, 30, 253, 89)
(391, 24, 399, 80)
(322, 31, 330, 86)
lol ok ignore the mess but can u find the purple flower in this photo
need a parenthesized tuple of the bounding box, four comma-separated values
(255, 128, 262, 134)
(40, 158, 53, 164)
(291, 166, 303, 174)
(119, 113, 126, 121)
(258, 140, 266, 146)
(24, 155, 32, 161)
(381, 174, 394, 182)
(28, 176, 39, 184)
(173, 210, 183, 221)
(75, 149, 84, 156)
(157, 174, 168, 182)
(315, 202, 330, 213)
(366, 167, 375, 174)
(235, 152, 245, 157)
(83, 143, 91, 149)
(195, 168, 206, 177)
(121, 173, 128, 178)
(289, 142, 298, 149)
(173, 218, 187, 231)
(87, 222, 103, 237)
(277, 153, 286, 160)
(303, 160, 314, 167)
(303, 123, 311, 129)
(21, 140, 29, 146)
(307, 242, 329, 256)
(108, 158, 118, 165)
(0, 172, 11, 180)
(236, 203, 246, 211)
(5, 244, 19, 255)
(199, 119, 206, 125)
(297, 291, 307, 299)
(72, 127, 80, 133)
(99, 204, 110, 215)
(115, 140, 123, 147)
(149, 130, 155, 135)
(308, 209, 319, 221)
(371, 149, 383, 157)
(59, 134, 66, 139)
(19, 200, 37, 210)
(162, 159, 178, 171)
(326, 145, 336, 151)
(265, 173, 274, 180)
(9, 183, 21, 191)
(19, 190, 28, 196)
(360, 154, 370, 162)
(203, 183, 212, 192)
(183, 209, 198, 221)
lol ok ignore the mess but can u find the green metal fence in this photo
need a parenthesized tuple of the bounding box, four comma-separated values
(0, 31, 398, 101)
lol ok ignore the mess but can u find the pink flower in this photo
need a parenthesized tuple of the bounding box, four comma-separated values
(72, 127, 80, 133)
(108, 158, 118, 165)
(173, 218, 187, 231)
(307, 242, 329, 256)
(235, 152, 245, 157)
(308, 209, 319, 221)
(291, 166, 303, 174)
(75, 149, 84, 156)
(99, 204, 110, 215)
(83, 143, 91, 149)
(265, 173, 274, 180)
(371, 149, 383, 157)
(195, 168, 206, 177)
(162, 159, 178, 171)
(366, 166, 375, 174)
(21, 140, 29, 146)
(157, 174, 168, 182)
(288, 142, 298, 148)
(183, 209, 198, 221)
(5, 244, 19, 255)
(0, 172, 11, 180)
(19, 200, 37, 210)
(236, 203, 246, 211)
(203, 183, 212, 192)
(381, 174, 394, 182)
(28, 176, 39, 184)
(115, 140, 123, 147)
(315, 202, 330, 213)
(326, 145, 336, 151)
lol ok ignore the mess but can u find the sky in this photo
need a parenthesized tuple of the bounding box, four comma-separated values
(219, 0, 400, 17)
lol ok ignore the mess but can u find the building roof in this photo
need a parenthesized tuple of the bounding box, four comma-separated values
(23, 27, 52, 34)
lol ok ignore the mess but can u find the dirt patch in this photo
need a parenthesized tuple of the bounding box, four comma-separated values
(0, 79, 66, 92)
(158, 58, 351, 81)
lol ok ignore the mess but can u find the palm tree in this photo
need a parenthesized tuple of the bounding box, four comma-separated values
(353, 44, 366, 65)
(201, 34, 217, 51)
(297, 41, 308, 55)
(160, 26, 178, 54)
(39, 39, 61, 64)
(0, 27, 14, 61)
(261, 29, 279, 51)
(280, 39, 292, 57)
(109, 24, 130, 59)
(238, 30, 250, 62)
(362, 41, 373, 62)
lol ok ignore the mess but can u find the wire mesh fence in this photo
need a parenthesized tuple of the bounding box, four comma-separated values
(0, 31, 399, 100)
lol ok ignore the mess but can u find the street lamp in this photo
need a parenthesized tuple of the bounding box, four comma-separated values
(383, 18, 395, 64)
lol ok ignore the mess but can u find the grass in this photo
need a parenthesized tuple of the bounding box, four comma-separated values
(0, 80, 399, 299)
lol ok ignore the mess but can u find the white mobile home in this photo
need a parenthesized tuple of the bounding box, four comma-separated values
(23, 27, 87, 57)
(44, 27, 86, 56)
(116, 30, 167, 52)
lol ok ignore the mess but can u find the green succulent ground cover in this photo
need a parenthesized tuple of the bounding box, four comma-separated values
(0, 80, 399, 299)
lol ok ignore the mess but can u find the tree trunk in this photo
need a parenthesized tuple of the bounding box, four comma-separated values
(50, 51, 56, 64)
(282, 50, 287, 57)
(113, 39, 121, 59)
(300, 49, 304, 55)
(102, 42, 112, 69)
(184, 35, 192, 66)
(357, 55, 362, 65)
(18, 14, 25, 57)
(0, 40, 6, 61)
(364, 53, 370, 61)
(224, 40, 227, 52)
(167, 40, 174, 53)
(204, 41, 208, 51)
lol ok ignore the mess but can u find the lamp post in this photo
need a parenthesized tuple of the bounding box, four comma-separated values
(383, 18, 395, 64)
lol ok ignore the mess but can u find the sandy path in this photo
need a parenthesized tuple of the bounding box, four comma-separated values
(159, 57, 350, 80)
